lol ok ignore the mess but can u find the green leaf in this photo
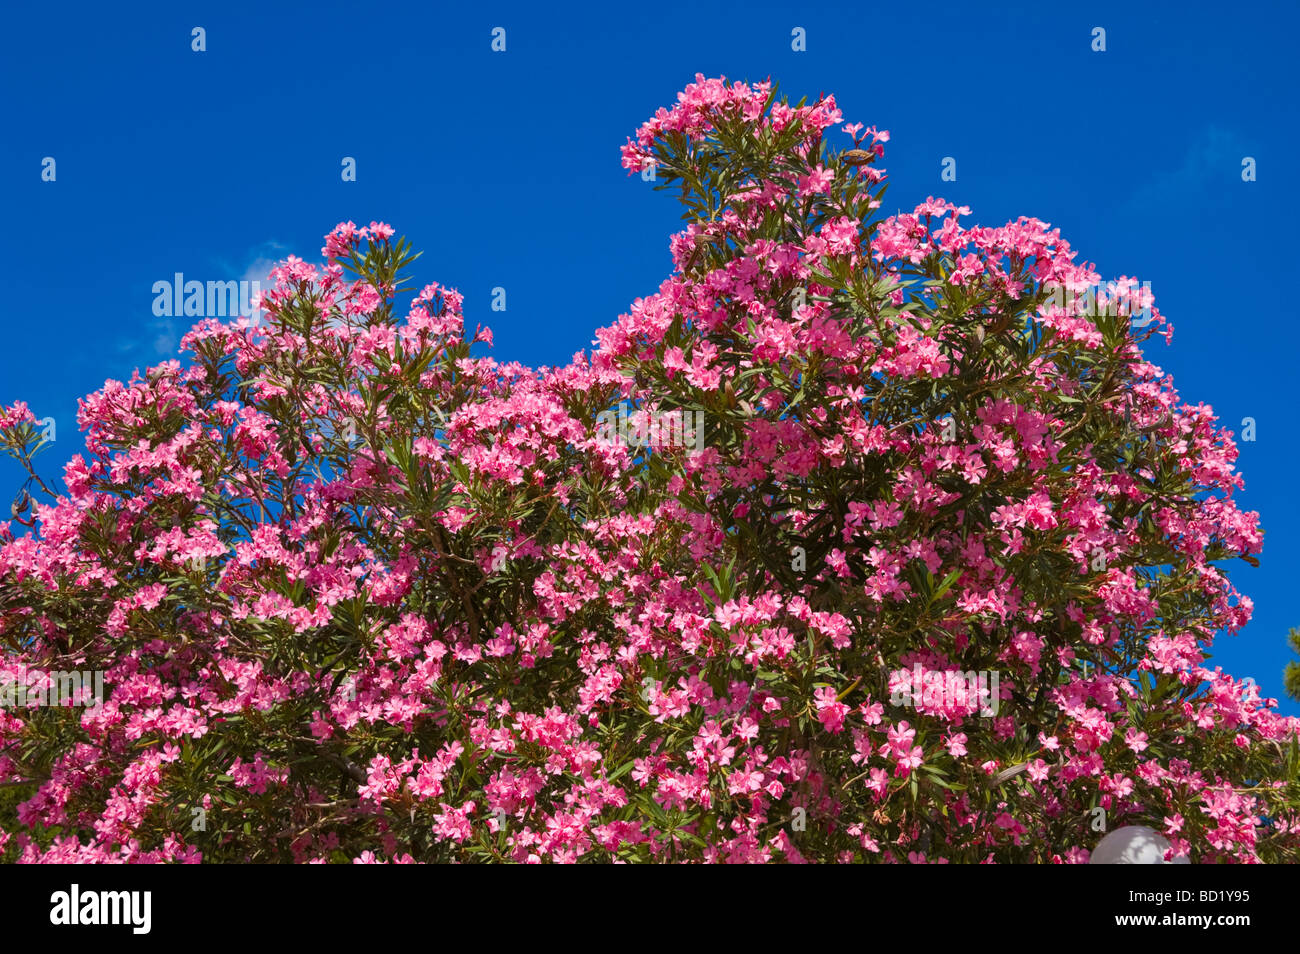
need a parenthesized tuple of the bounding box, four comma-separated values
(606, 759, 637, 783)
(930, 569, 962, 606)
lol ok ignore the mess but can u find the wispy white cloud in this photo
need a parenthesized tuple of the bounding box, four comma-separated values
(138, 242, 287, 358)
(240, 256, 277, 289)
(1122, 125, 1251, 216)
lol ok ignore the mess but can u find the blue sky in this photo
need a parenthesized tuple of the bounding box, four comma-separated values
(1, 0, 1297, 712)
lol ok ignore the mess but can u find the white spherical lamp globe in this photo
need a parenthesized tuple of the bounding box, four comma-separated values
(1089, 826, 1190, 864)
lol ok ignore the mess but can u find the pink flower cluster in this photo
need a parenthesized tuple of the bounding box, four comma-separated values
(0, 77, 1295, 864)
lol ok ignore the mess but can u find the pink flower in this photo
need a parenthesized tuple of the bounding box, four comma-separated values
(814, 686, 850, 733)
(1125, 728, 1149, 753)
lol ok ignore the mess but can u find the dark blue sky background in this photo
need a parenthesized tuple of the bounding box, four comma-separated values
(2, 0, 1296, 712)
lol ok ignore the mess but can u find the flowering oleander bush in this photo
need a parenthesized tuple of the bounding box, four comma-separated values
(1, 74, 1297, 864)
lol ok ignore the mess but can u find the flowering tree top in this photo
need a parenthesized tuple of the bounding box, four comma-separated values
(0, 75, 1295, 864)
